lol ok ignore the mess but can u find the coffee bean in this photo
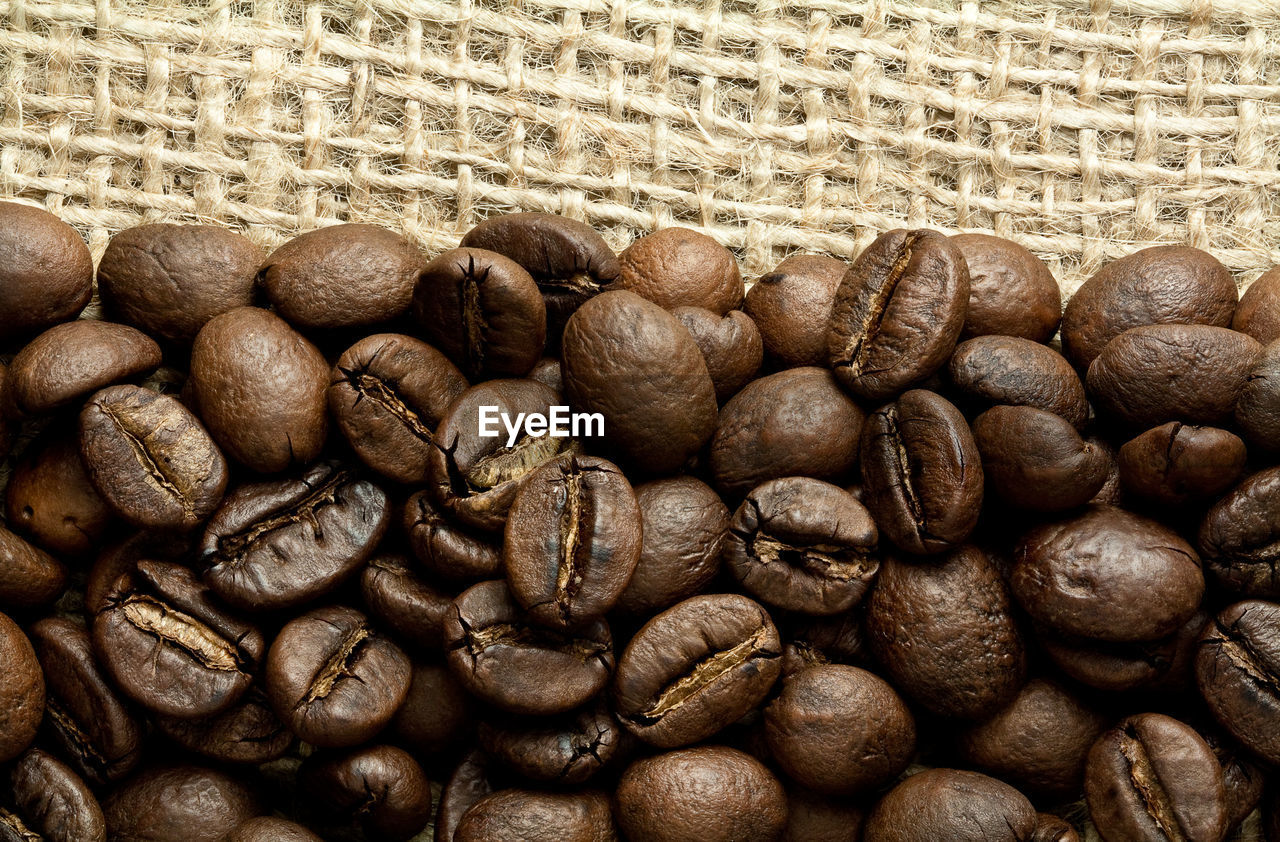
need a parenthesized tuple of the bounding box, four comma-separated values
(85, 531, 190, 617)
(1032, 814, 1080, 842)
(782, 787, 865, 842)
(403, 490, 503, 583)
(6, 320, 161, 415)
(5, 748, 105, 842)
(0, 523, 66, 609)
(101, 765, 262, 842)
(951, 233, 1061, 342)
(1196, 600, 1280, 766)
(0, 201, 93, 345)
(455, 789, 617, 842)
(1119, 423, 1246, 508)
(863, 768, 1037, 842)
(670, 307, 763, 402)
(0, 363, 10, 459)
(361, 553, 454, 652)
(0, 611, 43, 764)
(1236, 338, 1280, 452)
(828, 228, 969, 400)
(301, 744, 433, 840)
(154, 687, 291, 765)
(1040, 609, 1209, 695)
(780, 610, 869, 676)
(391, 661, 476, 760)
(948, 335, 1088, 428)
(745, 254, 845, 368)
(1233, 266, 1280, 344)
(479, 700, 620, 785)
(225, 817, 322, 842)
(5, 430, 110, 558)
(616, 227, 744, 314)
(1200, 468, 1280, 599)
(529, 356, 563, 392)
(973, 404, 1109, 511)
(1200, 726, 1266, 832)
(435, 750, 494, 842)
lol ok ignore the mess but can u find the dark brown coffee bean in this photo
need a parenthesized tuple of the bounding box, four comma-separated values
(867, 547, 1025, 720)
(6, 748, 105, 842)
(1040, 608, 1209, 695)
(1200, 468, 1280, 599)
(504, 454, 642, 628)
(860, 389, 982, 554)
(951, 233, 1061, 342)
(1087, 324, 1261, 429)
(260, 223, 425, 329)
(1119, 423, 1246, 508)
(614, 593, 781, 748)
(101, 765, 262, 842)
(404, 490, 503, 583)
(616, 476, 728, 616)
(0, 611, 43, 764)
(616, 746, 786, 842)
(710, 367, 864, 498)
(0, 201, 93, 345)
(670, 307, 763, 402)
(616, 227, 744, 314)
(780, 610, 869, 676)
(5, 431, 110, 558)
(1032, 815, 1079, 842)
(1200, 727, 1265, 832)
(1233, 266, 1280, 344)
(765, 664, 915, 796)
(225, 817, 322, 842)
(1013, 506, 1204, 642)
(0, 523, 65, 609)
(948, 335, 1088, 428)
(435, 750, 494, 842)
(863, 768, 1037, 842)
(782, 787, 865, 842)
(479, 700, 620, 785)
(1061, 245, 1237, 370)
(973, 405, 1109, 511)
(529, 356, 563, 392)
(189, 306, 329, 473)
(391, 661, 475, 759)
(1084, 713, 1227, 842)
(362, 554, 454, 652)
(1196, 600, 1280, 766)
(828, 228, 969, 400)
(302, 744, 433, 840)
(414, 247, 547, 380)
(456, 789, 617, 842)
(1236, 339, 1280, 452)
(6, 320, 161, 415)
(745, 254, 845, 368)
(79, 385, 229, 530)
(85, 531, 191, 617)
(445, 580, 613, 715)
(154, 687, 290, 765)
(200, 461, 391, 611)
(329, 333, 468, 483)
(563, 290, 718, 475)
(96, 223, 263, 343)
(726, 477, 878, 615)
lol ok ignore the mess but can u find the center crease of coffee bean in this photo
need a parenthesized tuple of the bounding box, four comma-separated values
(0, 807, 39, 841)
(213, 472, 347, 562)
(555, 464, 587, 611)
(303, 624, 372, 705)
(638, 626, 775, 723)
(465, 434, 568, 492)
(121, 597, 242, 672)
(341, 370, 434, 443)
(100, 405, 194, 516)
(457, 619, 606, 664)
(460, 256, 489, 376)
(45, 699, 108, 770)
(1119, 730, 1188, 842)
(838, 233, 920, 375)
(1213, 620, 1280, 693)
(749, 534, 871, 581)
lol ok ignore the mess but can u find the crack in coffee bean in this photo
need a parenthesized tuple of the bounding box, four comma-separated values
(465, 433, 568, 493)
(1119, 728, 1188, 842)
(212, 470, 347, 562)
(883, 409, 926, 528)
(455, 618, 609, 665)
(46, 699, 108, 774)
(303, 623, 372, 705)
(636, 626, 776, 724)
(0, 808, 40, 842)
(1212, 619, 1280, 694)
(749, 534, 872, 582)
(120, 597, 243, 672)
(836, 232, 920, 375)
(459, 255, 489, 376)
(98, 404, 193, 517)
(555, 463, 588, 613)
(340, 369, 434, 443)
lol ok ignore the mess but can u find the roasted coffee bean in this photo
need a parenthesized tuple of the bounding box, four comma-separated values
(1013, 506, 1204, 642)
(189, 306, 329, 473)
(4, 748, 106, 842)
(79, 385, 229, 530)
(5, 430, 110, 558)
(948, 335, 1088, 428)
(782, 787, 865, 842)
(670, 307, 762, 402)
(6, 320, 160, 415)
(391, 661, 476, 759)
(973, 404, 1109, 511)
(265, 605, 411, 747)
(260, 223, 425, 329)
(435, 750, 494, 842)
(1061, 245, 1237, 370)
(225, 817, 323, 842)
(1236, 338, 1280, 452)
(562, 290, 718, 475)
(1088, 434, 1125, 506)
(1200, 467, 1280, 599)
(1040, 608, 1209, 695)
(301, 744, 433, 840)
(94, 560, 264, 719)
(1084, 713, 1228, 842)
(361, 554, 454, 652)
(85, 530, 190, 617)
(725, 477, 879, 615)
(765, 664, 915, 796)
(1119, 423, 1246, 508)
(329, 333, 468, 483)
(956, 678, 1107, 801)
(445, 580, 614, 715)
(828, 228, 969, 400)
(0, 200, 93, 345)
(864, 768, 1037, 842)
(860, 389, 982, 554)
(29, 617, 140, 784)
(428, 379, 576, 532)
(479, 700, 620, 784)
(1087, 324, 1261, 429)
(101, 765, 262, 842)
(0, 523, 66, 608)
(867, 547, 1025, 720)
(616, 227, 744, 314)
(951, 233, 1061, 342)
(780, 610, 869, 676)
(615, 746, 786, 842)
(0, 611, 43, 764)
(529, 356, 563, 392)
(96, 223, 263, 343)
(0, 363, 9, 459)
(455, 789, 617, 842)
(1032, 815, 1079, 842)
(745, 254, 845, 368)
(504, 454, 642, 628)
(613, 593, 781, 747)
(709, 367, 864, 498)
(199, 461, 391, 611)
(615, 476, 729, 616)
(414, 247, 547, 380)
(154, 687, 291, 765)
(1196, 600, 1280, 765)
(404, 490, 503, 583)
(1233, 266, 1280, 344)
(1201, 727, 1266, 832)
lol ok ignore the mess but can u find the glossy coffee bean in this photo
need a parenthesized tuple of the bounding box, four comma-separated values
(444, 580, 614, 715)
(562, 290, 718, 475)
(725, 477, 879, 615)
(1013, 506, 1204, 642)
(1084, 713, 1227, 842)
(414, 247, 547, 380)
(616, 746, 787, 842)
(1119, 423, 1246, 508)
(391, 661, 476, 759)
(101, 765, 261, 842)
(1196, 600, 1280, 765)
(79, 385, 229, 530)
(867, 547, 1025, 720)
(479, 700, 620, 784)
(948, 335, 1088, 428)
(189, 306, 329, 473)
(456, 789, 617, 842)
(362, 554, 454, 652)
(782, 787, 865, 842)
(1032, 815, 1079, 842)
(94, 560, 264, 719)
(828, 228, 969, 400)
(1233, 266, 1280, 344)
(265, 605, 411, 748)
(5, 431, 110, 558)
(745, 254, 845, 368)
(951, 233, 1061, 342)
(5, 748, 105, 842)
(0, 201, 93, 345)
(85, 531, 190, 617)
(505, 454, 642, 628)
(435, 750, 494, 842)
(1236, 339, 1280, 451)
(301, 744, 433, 840)
(154, 688, 291, 765)
(329, 333, 469, 483)
(863, 768, 1037, 842)
(225, 817, 322, 842)
(710, 367, 864, 499)
(0, 611, 43, 763)
(613, 593, 781, 748)
(860, 389, 982, 554)
(780, 610, 869, 676)
(1061, 245, 1237, 370)
(1201, 727, 1266, 832)
(260, 223, 425, 329)
(1199, 468, 1280, 598)
(0, 523, 66, 609)
(973, 404, 1109, 511)
(6, 320, 160, 415)
(670, 307, 763, 402)
(404, 490, 503, 583)
(200, 462, 391, 611)
(1040, 609, 1208, 695)
(616, 227, 744, 314)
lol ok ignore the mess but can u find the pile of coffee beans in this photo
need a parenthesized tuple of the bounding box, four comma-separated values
(2, 198, 1280, 842)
